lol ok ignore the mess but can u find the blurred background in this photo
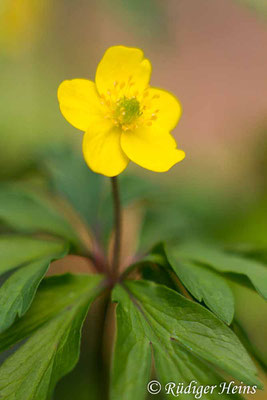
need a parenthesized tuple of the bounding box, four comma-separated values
(0, 0, 266, 399)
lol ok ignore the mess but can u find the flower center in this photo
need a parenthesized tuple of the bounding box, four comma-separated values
(100, 80, 160, 131)
(114, 96, 142, 129)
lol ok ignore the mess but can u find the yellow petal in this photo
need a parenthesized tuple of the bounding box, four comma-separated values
(57, 79, 103, 131)
(121, 127, 185, 172)
(95, 46, 151, 97)
(82, 121, 129, 177)
(143, 87, 182, 131)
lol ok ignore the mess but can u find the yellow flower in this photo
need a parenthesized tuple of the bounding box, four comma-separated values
(58, 46, 185, 177)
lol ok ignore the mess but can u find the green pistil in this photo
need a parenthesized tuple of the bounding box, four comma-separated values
(115, 96, 142, 125)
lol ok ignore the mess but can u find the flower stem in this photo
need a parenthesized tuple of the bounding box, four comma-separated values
(110, 176, 122, 279)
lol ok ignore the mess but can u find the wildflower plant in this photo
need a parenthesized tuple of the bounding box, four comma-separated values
(0, 46, 266, 400)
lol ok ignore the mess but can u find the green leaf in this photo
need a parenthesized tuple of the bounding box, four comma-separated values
(0, 183, 78, 245)
(232, 320, 267, 373)
(226, 243, 267, 265)
(0, 250, 68, 334)
(112, 283, 250, 400)
(44, 147, 103, 229)
(0, 235, 67, 275)
(163, 247, 235, 324)
(111, 283, 152, 400)
(115, 281, 260, 388)
(0, 274, 104, 399)
(0, 259, 52, 333)
(176, 242, 267, 300)
(141, 262, 178, 291)
(153, 341, 245, 400)
(0, 236, 68, 333)
(45, 147, 158, 246)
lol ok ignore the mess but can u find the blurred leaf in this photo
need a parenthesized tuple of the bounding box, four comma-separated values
(139, 203, 190, 251)
(0, 274, 104, 399)
(98, 172, 158, 245)
(44, 146, 159, 246)
(111, 281, 258, 400)
(176, 242, 267, 300)
(138, 183, 234, 251)
(0, 237, 68, 333)
(226, 197, 267, 246)
(0, 235, 66, 275)
(162, 246, 235, 324)
(141, 262, 177, 291)
(0, 183, 78, 245)
(235, 0, 267, 17)
(105, 0, 167, 39)
(44, 147, 103, 231)
(232, 320, 267, 373)
(226, 243, 267, 265)
(119, 173, 158, 205)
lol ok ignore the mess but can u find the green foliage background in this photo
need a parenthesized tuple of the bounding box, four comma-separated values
(0, 0, 266, 399)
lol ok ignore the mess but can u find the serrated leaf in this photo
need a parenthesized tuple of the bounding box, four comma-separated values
(116, 281, 260, 388)
(0, 184, 78, 245)
(176, 242, 267, 300)
(163, 247, 234, 324)
(0, 236, 68, 333)
(0, 274, 104, 399)
(0, 246, 67, 334)
(111, 284, 152, 400)
(0, 235, 66, 275)
(112, 283, 249, 400)
(153, 341, 245, 400)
